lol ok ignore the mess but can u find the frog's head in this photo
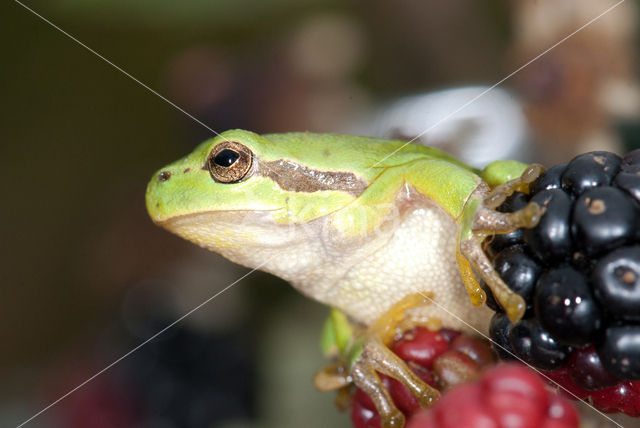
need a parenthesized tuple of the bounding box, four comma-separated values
(146, 130, 370, 260)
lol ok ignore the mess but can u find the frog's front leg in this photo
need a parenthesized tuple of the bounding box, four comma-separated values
(457, 163, 546, 322)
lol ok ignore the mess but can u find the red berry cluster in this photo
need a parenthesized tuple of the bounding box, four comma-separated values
(351, 327, 496, 428)
(407, 364, 579, 428)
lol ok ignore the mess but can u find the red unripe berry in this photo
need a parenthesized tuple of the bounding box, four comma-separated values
(350, 399, 381, 428)
(450, 334, 496, 368)
(542, 395, 580, 428)
(434, 384, 498, 428)
(393, 328, 450, 369)
(433, 350, 480, 389)
(405, 410, 438, 428)
(481, 364, 550, 427)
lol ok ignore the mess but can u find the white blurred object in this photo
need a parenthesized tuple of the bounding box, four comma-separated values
(355, 86, 530, 168)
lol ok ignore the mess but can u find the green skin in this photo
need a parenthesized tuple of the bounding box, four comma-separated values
(146, 129, 531, 424)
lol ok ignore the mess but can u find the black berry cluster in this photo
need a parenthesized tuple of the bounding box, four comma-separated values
(485, 151, 640, 416)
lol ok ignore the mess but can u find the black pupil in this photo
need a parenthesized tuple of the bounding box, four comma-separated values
(214, 149, 240, 167)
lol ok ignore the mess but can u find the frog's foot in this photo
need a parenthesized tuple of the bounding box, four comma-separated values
(483, 163, 544, 209)
(351, 337, 440, 427)
(458, 174, 547, 323)
(316, 301, 443, 426)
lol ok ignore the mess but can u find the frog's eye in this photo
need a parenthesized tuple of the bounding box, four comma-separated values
(207, 141, 253, 183)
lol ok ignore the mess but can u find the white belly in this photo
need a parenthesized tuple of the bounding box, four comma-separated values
(282, 203, 493, 335)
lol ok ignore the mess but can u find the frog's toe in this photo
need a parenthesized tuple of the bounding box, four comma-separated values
(351, 337, 440, 426)
(472, 200, 545, 234)
(351, 361, 405, 427)
(459, 235, 526, 323)
(363, 339, 440, 406)
(484, 163, 544, 208)
(383, 412, 405, 428)
(500, 291, 526, 323)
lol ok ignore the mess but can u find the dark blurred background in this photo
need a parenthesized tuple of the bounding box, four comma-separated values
(2, 1, 639, 427)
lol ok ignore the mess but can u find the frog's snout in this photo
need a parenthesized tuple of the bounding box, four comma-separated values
(146, 169, 172, 223)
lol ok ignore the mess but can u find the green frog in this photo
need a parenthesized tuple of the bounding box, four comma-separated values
(146, 129, 543, 427)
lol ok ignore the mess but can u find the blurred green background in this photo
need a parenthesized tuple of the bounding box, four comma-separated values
(2, 1, 639, 427)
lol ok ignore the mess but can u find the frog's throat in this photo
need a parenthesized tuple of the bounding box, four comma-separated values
(156, 209, 324, 261)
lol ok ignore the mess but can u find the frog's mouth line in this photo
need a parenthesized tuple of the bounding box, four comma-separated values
(153, 208, 281, 227)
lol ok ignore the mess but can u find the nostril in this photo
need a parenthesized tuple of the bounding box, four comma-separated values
(158, 171, 171, 182)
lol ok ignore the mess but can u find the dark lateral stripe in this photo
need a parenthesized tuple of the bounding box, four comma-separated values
(257, 159, 368, 196)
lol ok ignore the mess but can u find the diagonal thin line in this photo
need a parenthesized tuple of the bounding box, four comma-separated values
(368, 0, 625, 170)
(416, 291, 625, 428)
(15, 260, 270, 428)
(13, 0, 225, 139)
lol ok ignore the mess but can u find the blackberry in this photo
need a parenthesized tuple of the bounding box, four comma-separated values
(509, 318, 572, 371)
(572, 187, 640, 257)
(493, 245, 540, 317)
(481, 245, 540, 316)
(534, 267, 602, 346)
(488, 312, 515, 361)
(523, 189, 573, 265)
(567, 345, 619, 390)
(598, 326, 640, 380)
(560, 152, 621, 197)
(592, 246, 640, 321)
(530, 163, 566, 194)
(485, 150, 640, 416)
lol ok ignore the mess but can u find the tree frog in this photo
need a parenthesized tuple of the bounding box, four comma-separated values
(146, 130, 543, 427)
